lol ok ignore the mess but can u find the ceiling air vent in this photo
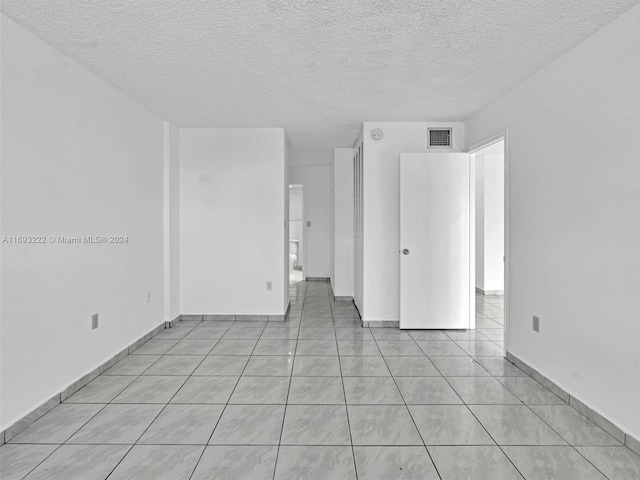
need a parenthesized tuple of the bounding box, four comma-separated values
(428, 128, 452, 149)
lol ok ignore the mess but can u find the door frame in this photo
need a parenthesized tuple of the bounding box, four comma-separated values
(467, 130, 509, 352)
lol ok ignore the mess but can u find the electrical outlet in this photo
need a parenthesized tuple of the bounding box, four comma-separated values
(146, 290, 151, 304)
(266, 281, 273, 291)
(532, 315, 540, 332)
(91, 313, 99, 330)
(306, 221, 311, 227)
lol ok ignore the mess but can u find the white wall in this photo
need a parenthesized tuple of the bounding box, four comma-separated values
(289, 166, 331, 278)
(180, 128, 287, 315)
(283, 140, 290, 307)
(482, 153, 505, 292)
(330, 165, 335, 286)
(475, 155, 485, 288)
(353, 130, 365, 313)
(465, 5, 640, 439)
(362, 122, 465, 321)
(164, 122, 181, 320)
(1, 15, 164, 430)
(332, 148, 354, 297)
(474, 143, 505, 293)
(289, 187, 303, 220)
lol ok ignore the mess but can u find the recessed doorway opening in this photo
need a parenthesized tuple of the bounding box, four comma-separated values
(470, 138, 506, 352)
(289, 184, 304, 286)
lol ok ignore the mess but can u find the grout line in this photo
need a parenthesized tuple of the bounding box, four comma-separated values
(15, 402, 112, 478)
(103, 445, 136, 479)
(12, 440, 626, 448)
(10, 442, 66, 479)
(89, 319, 242, 478)
(187, 319, 265, 480)
(105, 321, 233, 479)
(369, 331, 443, 479)
(518, 402, 614, 480)
(272, 279, 306, 479)
(2, 322, 169, 444)
(424, 336, 528, 479)
(9, 292, 616, 480)
(395, 303, 524, 479)
(459, 302, 612, 479)
(330, 291, 359, 480)
(7, 440, 625, 448)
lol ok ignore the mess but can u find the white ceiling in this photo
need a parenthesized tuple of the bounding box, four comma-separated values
(3, 1, 638, 165)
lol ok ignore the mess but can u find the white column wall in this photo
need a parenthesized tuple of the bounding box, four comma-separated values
(164, 122, 181, 320)
(332, 148, 354, 297)
(475, 156, 486, 290)
(179, 128, 287, 315)
(362, 122, 465, 322)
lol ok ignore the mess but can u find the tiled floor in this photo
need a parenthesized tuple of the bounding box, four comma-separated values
(2, 279, 640, 479)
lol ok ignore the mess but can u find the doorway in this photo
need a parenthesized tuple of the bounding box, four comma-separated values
(398, 139, 508, 337)
(289, 184, 304, 286)
(470, 137, 507, 351)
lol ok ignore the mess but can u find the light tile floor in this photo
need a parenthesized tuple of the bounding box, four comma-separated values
(2, 278, 640, 479)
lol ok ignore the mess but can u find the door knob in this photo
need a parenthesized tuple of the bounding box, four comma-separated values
(402, 249, 410, 255)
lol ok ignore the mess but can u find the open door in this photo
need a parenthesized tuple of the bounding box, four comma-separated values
(400, 153, 472, 329)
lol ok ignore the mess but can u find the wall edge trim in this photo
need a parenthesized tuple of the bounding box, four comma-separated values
(505, 351, 638, 454)
(1, 320, 167, 444)
(176, 312, 289, 322)
(333, 295, 354, 302)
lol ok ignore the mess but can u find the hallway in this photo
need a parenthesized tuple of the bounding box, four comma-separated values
(2, 281, 637, 479)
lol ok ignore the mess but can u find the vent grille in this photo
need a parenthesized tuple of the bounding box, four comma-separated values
(428, 128, 452, 148)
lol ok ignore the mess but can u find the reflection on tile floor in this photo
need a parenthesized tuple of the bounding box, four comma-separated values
(2, 279, 639, 480)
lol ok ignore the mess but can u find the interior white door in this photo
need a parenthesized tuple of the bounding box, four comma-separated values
(400, 153, 471, 329)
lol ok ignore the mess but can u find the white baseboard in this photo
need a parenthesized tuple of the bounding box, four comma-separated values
(505, 351, 639, 456)
(1, 320, 166, 444)
(476, 287, 504, 296)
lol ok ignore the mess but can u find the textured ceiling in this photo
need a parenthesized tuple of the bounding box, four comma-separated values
(3, 1, 638, 165)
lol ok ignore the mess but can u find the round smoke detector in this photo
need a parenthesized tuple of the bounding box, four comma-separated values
(371, 128, 384, 141)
